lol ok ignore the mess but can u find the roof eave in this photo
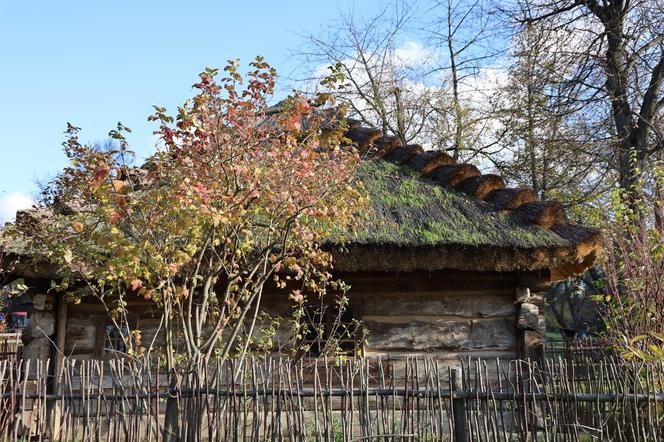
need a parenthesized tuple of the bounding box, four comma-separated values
(331, 240, 601, 280)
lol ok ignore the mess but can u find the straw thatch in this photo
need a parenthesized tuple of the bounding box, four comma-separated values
(1, 120, 601, 281)
(330, 124, 601, 278)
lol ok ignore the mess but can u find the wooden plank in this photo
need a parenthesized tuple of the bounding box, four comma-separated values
(261, 270, 518, 296)
(357, 292, 514, 317)
(363, 317, 516, 352)
(340, 271, 517, 293)
(64, 317, 99, 353)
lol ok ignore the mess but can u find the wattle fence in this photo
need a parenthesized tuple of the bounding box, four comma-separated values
(0, 333, 21, 362)
(1, 355, 663, 441)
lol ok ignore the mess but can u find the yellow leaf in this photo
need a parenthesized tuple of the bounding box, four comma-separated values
(63, 249, 73, 264)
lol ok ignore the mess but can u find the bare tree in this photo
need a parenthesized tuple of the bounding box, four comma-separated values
(426, 0, 505, 159)
(515, 0, 664, 204)
(494, 22, 614, 203)
(300, 2, 436, 144)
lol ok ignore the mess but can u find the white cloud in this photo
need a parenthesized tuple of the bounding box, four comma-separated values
(310, 40, 434, 90)
(0, 192, 35, 225)
(393, 41, 432, 68)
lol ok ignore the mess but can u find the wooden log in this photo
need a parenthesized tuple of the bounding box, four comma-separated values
(520, 330, 544, 362)
(429, 164, 481, 188)
(358, 292, 515, 318)
(363, 317, 516, 352)
(527, 292, 545, 308)
(408, 151, 456, 176)
(49, 298, 68, 439)
(383, 145, 425, 164)
(515, 201, 567, 229)
(517, 303, 540, 330)
(455, 174, 506, 200)
(515, 287, 531, 304)
(336, 270, 517, 293)
(451, 367, 469, 442)
(485, 188, 538, 210)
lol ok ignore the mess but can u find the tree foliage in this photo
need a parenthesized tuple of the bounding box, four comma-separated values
(302, 2, 434, 145)
(515, 0, 664, 203)
(602, 166, 664, 361)
(24, 58, 366, 368)
(493, 22, 613, 205)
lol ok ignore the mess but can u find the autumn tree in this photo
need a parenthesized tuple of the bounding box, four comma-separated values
(22, 57, 363, 365)
(14, 58, 366, 439)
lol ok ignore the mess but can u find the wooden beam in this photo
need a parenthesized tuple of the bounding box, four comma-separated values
(514, 284, 545, 363)
(49, 296, 68, 439)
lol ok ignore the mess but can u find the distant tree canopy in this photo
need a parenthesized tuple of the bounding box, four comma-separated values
(297, 0, 664, 340)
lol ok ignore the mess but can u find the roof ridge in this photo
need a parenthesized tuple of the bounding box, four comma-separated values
(347, 126, 566, 228)
(345, 125, 601, 277)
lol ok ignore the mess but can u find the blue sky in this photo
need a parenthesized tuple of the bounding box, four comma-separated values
(0, 1, 388, 222)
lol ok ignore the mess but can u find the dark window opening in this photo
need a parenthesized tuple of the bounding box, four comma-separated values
(104, 324, 128, 353)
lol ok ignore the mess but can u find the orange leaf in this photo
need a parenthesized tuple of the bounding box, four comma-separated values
(130, 278, 143, 291)
(112, 180, 126, 192)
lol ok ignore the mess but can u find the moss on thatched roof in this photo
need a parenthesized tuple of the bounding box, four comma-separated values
(351, 160, 569, 248)
(329, 124, 601, 278)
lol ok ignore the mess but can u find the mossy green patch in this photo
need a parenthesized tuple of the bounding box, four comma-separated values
(340, 160, 573, 249)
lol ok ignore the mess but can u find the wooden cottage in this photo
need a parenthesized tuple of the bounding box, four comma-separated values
(0, 124, 601, 367)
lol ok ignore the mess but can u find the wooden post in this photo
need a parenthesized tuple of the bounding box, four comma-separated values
(516, 285, 546, 363)
(451, 366, 468, 442)
(49, 296, 68, 439)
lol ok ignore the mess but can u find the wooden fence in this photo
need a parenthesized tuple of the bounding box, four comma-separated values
(545, 337, 613, 362)
(0, 333, 21, 362)
(1, 356, 664, 441)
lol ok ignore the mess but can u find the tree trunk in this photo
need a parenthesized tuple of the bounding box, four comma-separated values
(603, 14, 644, 210)
(448, 6, 463, 160)
(163, 372, 179, 442)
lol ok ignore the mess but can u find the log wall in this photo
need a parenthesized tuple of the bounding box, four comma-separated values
(56, 270, 524, 361)
(342, 270, 519, 360)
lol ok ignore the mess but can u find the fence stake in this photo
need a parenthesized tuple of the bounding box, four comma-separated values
(451, 366, 468, 442)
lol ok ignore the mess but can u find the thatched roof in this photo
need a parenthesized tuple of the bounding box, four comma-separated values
(329, 120, 601, 279)
(1, 119, 601, 281)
